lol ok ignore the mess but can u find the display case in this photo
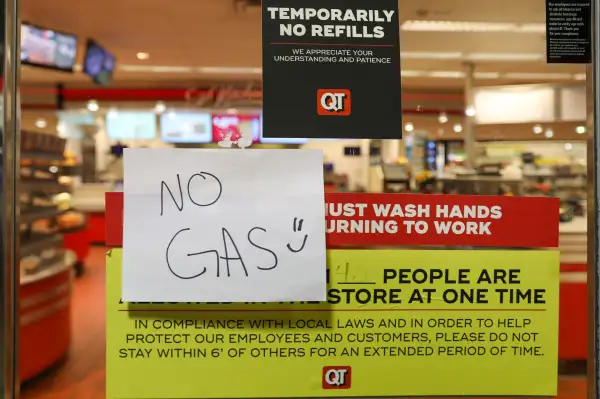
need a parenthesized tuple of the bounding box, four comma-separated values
(19, 132, 84, 381)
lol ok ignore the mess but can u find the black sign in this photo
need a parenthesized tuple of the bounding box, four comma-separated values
(546, 0, 591, 63)
(262, 0, 402, 139)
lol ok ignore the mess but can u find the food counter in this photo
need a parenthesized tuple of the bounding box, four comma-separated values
(19, 136, 89, 381)
(20, 251, 76, 381)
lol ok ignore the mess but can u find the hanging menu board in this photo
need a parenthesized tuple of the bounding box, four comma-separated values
(546, 0, 591, 64)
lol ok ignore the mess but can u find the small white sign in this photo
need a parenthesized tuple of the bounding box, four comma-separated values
(122, 148, 326, 302)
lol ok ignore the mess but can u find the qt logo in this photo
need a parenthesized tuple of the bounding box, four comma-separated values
(317, 89, 351, 116)
(322, 366, 352, 389)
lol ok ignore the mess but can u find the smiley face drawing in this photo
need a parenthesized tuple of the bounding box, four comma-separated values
(286, 217, 308, 253)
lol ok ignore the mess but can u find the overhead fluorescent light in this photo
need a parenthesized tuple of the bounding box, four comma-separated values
(466, 53, 544, 61)
(401, 70, 583, 80)
(117, 65, 262, 74)
(474, 72, 501, 79)
(426, 71, 465, 78)
(504, 72, 573, 79)
(197, 67, 262, 74)
(401, 51, 462, 60)
(401, 20, 545, 33)
(401, 70, 425, 77)
(118, 65, 194, 73)
(401, 52, 543, 62)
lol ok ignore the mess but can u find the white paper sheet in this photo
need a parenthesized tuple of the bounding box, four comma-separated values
(122, 148, 326, 302)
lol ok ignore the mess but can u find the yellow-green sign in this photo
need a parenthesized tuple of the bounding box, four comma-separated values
(107, 249, 559, 398)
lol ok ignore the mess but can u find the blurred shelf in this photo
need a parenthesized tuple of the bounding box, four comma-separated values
(524, 173, 586, 179)
(21, 250, 76, 285)
(20, 207, 62, 223)
(20, 180, 71, 193)
(21, 234, 63, 258)
(21, 152, 65, 162)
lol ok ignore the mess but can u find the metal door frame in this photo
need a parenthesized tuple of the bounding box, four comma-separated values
(1, 0, 20, 396)
(0, 1, 599, 399)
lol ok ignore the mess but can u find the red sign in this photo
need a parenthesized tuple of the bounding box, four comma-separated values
(325, 193, 559, 248)
(105, 192, 559, 248)
(322, 366, 352, 389)
(317, 89, 352, 116)
(211, 114, 261, 143)
(105, 192, 123, 247)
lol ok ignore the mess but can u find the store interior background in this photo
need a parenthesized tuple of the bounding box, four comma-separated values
(16, 0, 588, 398)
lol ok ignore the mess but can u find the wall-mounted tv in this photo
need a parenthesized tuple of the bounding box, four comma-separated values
(160, 112, 212, 143)
(83, 39, 116, 86)
(21, 23, 78, 72)
(106, 111, 156, 140)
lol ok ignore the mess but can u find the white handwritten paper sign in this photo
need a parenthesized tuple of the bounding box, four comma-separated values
(122, 148, 327, 302)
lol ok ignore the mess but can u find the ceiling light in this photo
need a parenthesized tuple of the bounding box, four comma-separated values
(427, 71, 465, 78)
(465, 106, 476, 117)
(438, 112, 448, 124)
(404, 122, 414, 132)
(504, 72, 572, 80)
(400, 52, 543, 62)
(226, 108, 238, 115)
(401, 70, 425, 77)
(198, 66, 262, 74)
(466, 53, 544, 61)
(154, 101, 167, 114)
(474, 72, 501, 79)
(453, 124, 463, 133)
(576, 126, 587, 134)
(119, 65, 195, 73)
(545, 129, 554, 138)
(401, 51, 462, 60)
(35, 118, 47, 129)
(533, 125, 543, 134)
(136, 52, 150, 60)
(400, 20, 545, 33)
(87, 100, 99, 112)
(565, 143, 573, 151)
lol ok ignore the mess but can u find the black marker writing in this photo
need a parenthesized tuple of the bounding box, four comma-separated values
(160, 174, 184, 216)
(248, 227, 279, 270)
(160, 171, 223, 215)
(220, 228, 248, 277)
(187, 172, 223, 207)
(287, 217, 309, 253)
(166, 228, 211, 279)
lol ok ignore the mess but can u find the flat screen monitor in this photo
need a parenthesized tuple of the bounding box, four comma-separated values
(83, 39, 116, 86)
(21, 23, 78, 72)
(160, 112, 212, 143)
(212, 114, 261, 143)
(106, 112, 156, 140)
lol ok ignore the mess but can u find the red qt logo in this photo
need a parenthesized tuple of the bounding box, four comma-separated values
(317, 89, 351, 116)
(322, 366, 352, 389)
